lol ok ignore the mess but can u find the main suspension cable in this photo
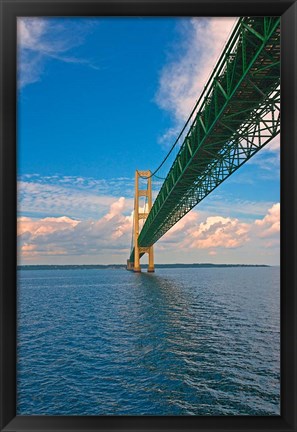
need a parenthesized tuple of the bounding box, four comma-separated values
(137, 98, 199, 181)
(137, 17, 241, 182)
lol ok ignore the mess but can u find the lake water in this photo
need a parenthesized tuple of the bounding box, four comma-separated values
(17, 267, 280, 416)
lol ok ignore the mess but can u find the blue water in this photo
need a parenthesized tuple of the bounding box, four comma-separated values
(17, 267, 280, 416)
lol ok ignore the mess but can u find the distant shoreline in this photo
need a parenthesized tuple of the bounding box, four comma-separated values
(18, 263, 271, 271)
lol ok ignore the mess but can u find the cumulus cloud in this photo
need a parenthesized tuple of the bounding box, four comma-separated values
(17, 198, 280, 264)
(105, 197, 126, 221)
(162, 212, 250, 249)
(254, 203, 280, 238)
(189, 216, 250, 249)
(161, 203, 280, 252)
(18, 197, 133, 262)
(18, 215, 79, 236)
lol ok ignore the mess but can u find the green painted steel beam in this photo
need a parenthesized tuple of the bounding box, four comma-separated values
(130, 16, 280, 262)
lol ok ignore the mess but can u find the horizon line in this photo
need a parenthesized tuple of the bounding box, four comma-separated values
(17, 262, 277, 267)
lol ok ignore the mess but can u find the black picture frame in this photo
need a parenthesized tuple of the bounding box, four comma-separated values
(0, 0, 296, 431)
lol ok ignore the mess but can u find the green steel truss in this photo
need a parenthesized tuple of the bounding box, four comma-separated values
(130, 16, 280, 261)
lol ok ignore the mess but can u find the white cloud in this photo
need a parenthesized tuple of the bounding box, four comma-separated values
(18, 197, 133, 263)
(160, 203, 280, 255)
(247, 135, 280, 175)
(18, 215, 79, 237)
(156, 17, 238, 138)
(198, 196, 278, 219)
(18, 18, 47, 51)
(17, 17, 99, 87)
(265, 135, 280, 153)
(154, 17, 280, 187)
(254, 203, 280, 238)
(17, 178, 280, 265)
(162, 211, 250, 249)
(18, 175, 134, 219)
(189, 216, 250, 249)
(104, 197, 126, 221)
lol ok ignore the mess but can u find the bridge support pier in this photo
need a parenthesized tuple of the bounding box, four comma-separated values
(130, 170, 154, 273)
(147, 246, 154, 272)
(126, 259, 134, 271)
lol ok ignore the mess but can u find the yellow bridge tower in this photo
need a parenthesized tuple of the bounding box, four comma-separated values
(127, 170, 154, 272)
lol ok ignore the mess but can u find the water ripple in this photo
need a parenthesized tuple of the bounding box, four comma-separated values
(17, 267, 280, 415)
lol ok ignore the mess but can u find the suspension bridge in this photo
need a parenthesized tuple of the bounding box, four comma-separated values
(127, 16, 280, 272)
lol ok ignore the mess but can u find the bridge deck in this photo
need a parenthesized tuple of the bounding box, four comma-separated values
(130, 17, 280, 263)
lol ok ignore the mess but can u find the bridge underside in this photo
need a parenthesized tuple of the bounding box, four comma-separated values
(130, 16, 280, 264)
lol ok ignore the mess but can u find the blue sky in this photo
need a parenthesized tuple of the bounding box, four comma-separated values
(17, 17, 280, 265)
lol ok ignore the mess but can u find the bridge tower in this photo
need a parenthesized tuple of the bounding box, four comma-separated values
(127, 170, 154, 273)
